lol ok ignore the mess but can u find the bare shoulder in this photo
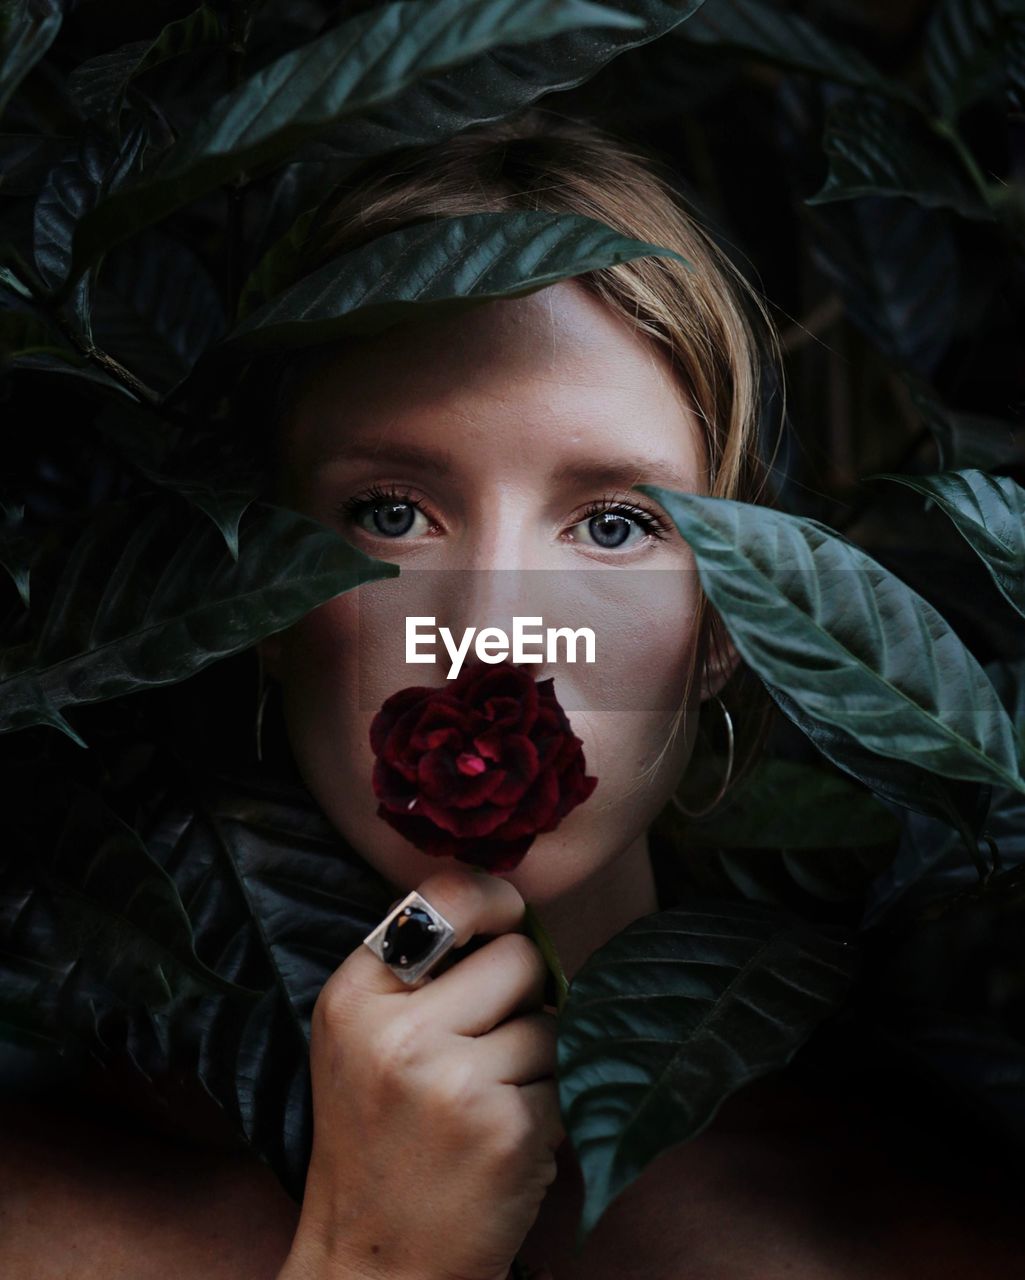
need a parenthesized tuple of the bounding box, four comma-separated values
(0, 1095, 300, 1280)
(524, 1072, 1025, 1280)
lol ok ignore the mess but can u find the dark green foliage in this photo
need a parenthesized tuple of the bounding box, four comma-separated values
(1, 0, 1023, 1253)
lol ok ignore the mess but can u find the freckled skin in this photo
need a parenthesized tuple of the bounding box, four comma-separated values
(259, 279, 730, 975)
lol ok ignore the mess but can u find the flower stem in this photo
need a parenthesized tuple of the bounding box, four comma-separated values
(522, 902, 569, 1016)
(468, 866, 569, 1013)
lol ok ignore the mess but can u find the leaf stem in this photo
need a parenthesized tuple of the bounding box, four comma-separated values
(48, 303, 160, 405)
(928, 116, 996, 213)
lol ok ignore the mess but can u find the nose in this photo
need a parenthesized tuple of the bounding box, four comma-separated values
(430, 495, 560, 678)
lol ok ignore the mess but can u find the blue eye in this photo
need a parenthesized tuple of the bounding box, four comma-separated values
(336, 484, 672, 549)
(337, 484, 432, 538)
(569, 497, 671, 550)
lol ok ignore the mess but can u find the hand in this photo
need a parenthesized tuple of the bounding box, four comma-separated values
(276, 866, 565, 1280)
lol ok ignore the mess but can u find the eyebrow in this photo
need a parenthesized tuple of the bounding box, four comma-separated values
(313, 442, 455, 476)
(313, 442, 696, 491)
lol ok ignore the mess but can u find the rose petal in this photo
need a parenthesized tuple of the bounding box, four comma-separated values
(415, 794, 517, 838)
(409, 699, 471, 751)
(368, 686, 429, 755)
(486, 735, 540, 807)
(378, 802, 536, 871)
(417, 749, 507, 808)
(376, 804, 469, 859)
(472, 729, 504, 762)
(371, 657, 597, 862)
(489, 766, 560, 840)
(465, 663, 539, 732)
(371, 758, 418, 806)
(479, 695, 527, 732)
(373, 700, 432, 770)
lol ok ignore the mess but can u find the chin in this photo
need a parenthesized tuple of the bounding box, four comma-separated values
(486, 828, 602, 900)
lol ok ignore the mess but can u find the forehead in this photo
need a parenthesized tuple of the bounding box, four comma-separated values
(278, 279, 707, 485)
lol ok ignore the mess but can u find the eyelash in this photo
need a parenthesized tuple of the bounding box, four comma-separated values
(335, 484, 673, 543)
(577, 491, 673, 541)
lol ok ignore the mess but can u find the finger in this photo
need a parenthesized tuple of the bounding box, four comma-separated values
(471, 1011, 558, 1085)
(413, 929, 548, 1035)
(333, 865, 525, 998)
(516, 1077, 566, 1153)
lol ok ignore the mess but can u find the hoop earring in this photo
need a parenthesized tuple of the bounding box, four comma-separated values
(255, 654, 272, 764)
(670, 695, 735, 819)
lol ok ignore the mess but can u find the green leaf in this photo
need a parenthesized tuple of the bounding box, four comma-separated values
(639, 487, 1025, 797)
(925, 0, 1019, 123)
(0, 775, 260, 1060)
(33, 116, 148, 291)
(0, 0, 62, 120)
(90, 402, 260, 561)
(874, 470, 1025, 621)
(0, 299, 130, 391)
(902, 374, 1025, 471)
(0, 500, 31, 609)
(0, 303, 82, 368)
(861, 657, 1023, 928)
(316, 0, 704, 160)
(236, 204, 320, 322)
(1, 875, 103, 1053)
(676, 0, 918, 106)
(67, 4, 224, 127)
(806, 95, 995, 222)
(65, 0, 646, 285)
(140, 765, 401, 1197)
(805, 197, 959, 376)
(31, 116, 151, 347)
(39, 779, 260, 1005)
(0, 760, 402, 1193)
(91, 227, 227, 391)
(218, 0, 713, 320)
(219, 209, 690, 350)
(762, 686, 991, 835)
(0, 262, 33, 298)
(0, 497, 398, 746)
(559, 898, 858, 1247)
(680, 757, 900, 850)
(987, 656, 1025, 772)
(655, 757, 900, 916)
(871, 1015, 1025, 1152)
(0, 242, 47, 301)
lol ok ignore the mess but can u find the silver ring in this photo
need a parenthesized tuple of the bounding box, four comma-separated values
(362, 890, 458, 986)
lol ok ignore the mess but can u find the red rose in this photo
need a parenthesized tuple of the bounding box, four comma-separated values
(368, 657, 598, 872)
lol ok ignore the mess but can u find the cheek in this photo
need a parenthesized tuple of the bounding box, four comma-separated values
(552, 569, 704, 821)
(566, 565, 702, 718)
(281, 595, 358, 694)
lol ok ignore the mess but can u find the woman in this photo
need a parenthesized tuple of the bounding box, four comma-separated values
(3, 107, 1020, 1280)
(257, 108, 756, 1278)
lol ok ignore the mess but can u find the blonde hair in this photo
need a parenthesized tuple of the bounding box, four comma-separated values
(246, 104, 783, 807)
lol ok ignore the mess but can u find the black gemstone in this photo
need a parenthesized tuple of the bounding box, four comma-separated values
(381, 906, 439, 968)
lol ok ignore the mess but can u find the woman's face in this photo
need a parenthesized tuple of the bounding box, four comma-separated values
(260, 278, 716, 903)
